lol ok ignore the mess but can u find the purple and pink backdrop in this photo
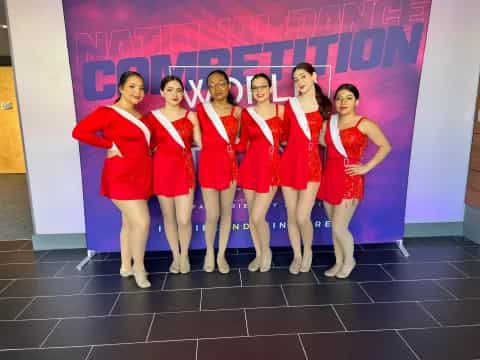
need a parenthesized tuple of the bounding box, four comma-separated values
(63, 0, 432, 252)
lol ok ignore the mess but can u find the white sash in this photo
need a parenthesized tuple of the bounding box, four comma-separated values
(202, 101, 230, 144)
(107, 106, 151, 145)
(289, 97, 311, 141)
(246, 107, 274, 145)
(329, 114, 348, 158)
(151, 109, 185, 149)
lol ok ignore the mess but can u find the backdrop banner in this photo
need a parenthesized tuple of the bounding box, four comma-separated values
(63, 0, 432, 251)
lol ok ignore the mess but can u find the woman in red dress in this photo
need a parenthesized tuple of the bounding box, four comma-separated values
(144, 76, 201, 275)
(280, 62, 332, 275)
(318, 84, 391, 278)
(197, 70, 242, 274)
(72, 71, 152, 288)
(238, 73, 284, 272)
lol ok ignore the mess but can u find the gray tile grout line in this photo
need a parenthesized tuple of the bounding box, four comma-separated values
(243, 308, 250, 336)
(310, 269, 321, 284)
(280, 284, 289, 306)
(84, 346, 94, 360)
(433, 279, 459, 300)
(108, 293, 122, 315)
(238, 268, 243, 287)
(195, 339, 199, 360)
(416, 301, 443, 328)
(447, 261, 471, 278)
(1, 324, 480, 353)
(13, 296, 37, 320)
(297, 333, 309, 360)
(199, 288, 203, 311)
(145, 313, 156, 342)
(39, 318, 62, 348)
(395, 330, 421, 360)
(53, 262, 70, 277)
(0, 279, 15, 296)
(330, 305, 347, 331)
(160, 274, 168, 291)
(79, 277, 94, 294)
(357, 283, 375, 303)
(379, 264, 396, 280)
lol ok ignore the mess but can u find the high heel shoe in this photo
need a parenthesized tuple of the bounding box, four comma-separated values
(335, 259, 356, 279)
(203, 251, 215, 273)
(260, 250, 272, 272)
(248, 256, 261, 272)
(324, 263, 342, 278)
(289, 257, 302, 275)
(169, 258, 180, 274)
(180, 256, 191, 274)
(300, 252, 312, 273)
(133, 270, 151, 288)
(217, 255, 230, 274)
(119, 268, 133, 277)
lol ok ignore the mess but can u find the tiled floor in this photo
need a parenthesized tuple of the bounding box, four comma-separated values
(0, 236, 479, 359)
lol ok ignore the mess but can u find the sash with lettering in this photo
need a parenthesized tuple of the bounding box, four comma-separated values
(245, 107, 274, 145)
(202, 101, 230, 144)
(151, 109, 185, 148)
(107, 105, 151, 145)
(288, 97, 311, 142)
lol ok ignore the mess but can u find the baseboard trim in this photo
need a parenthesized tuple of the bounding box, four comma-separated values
(404, 222, 464, 237)
(32, 233, 86, 250)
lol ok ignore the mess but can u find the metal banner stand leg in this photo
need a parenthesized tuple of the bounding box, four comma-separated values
(76, 249, 97, 271)
(395, 239, 410, 257)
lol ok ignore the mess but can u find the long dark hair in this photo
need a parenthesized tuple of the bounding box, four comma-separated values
(114, 70, 144, 102)
(207, 69, 236, 105)
(160, 75, 184, 91)
(292, 62, 332, 120)
(334, 83, 360, 100)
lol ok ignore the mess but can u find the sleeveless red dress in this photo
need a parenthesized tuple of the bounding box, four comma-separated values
(145, 110, 195, 197)
(72, 106, 153, 200)
(238, 105, 283, 193)
(318, 117, 368, 204)
(279, 99, 323, 189)
(197, 103, 240, 190)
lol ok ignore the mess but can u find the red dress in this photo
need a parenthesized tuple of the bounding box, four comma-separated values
(145, 110, 195, 197)
(197, 103, 240, 190)
(318, 117, 368, 204)
(238, 105, 283, 193)
(279, 99, 323, 189)
(72, 106, 153, 200)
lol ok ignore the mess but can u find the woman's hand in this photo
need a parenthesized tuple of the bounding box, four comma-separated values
(345, 163, 369, 176)
(107, 143, 123, 158)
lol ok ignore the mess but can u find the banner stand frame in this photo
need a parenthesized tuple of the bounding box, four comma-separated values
(395, 239, 410, 257)
(76, 249, 97, 271)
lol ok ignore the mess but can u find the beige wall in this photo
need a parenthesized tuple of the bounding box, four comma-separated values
(0, 66, 25, 173)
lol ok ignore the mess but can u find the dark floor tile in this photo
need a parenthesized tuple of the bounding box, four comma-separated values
(283, 283, 371, 306)
(313, 265, 392, 283)
(225, 253, 255, 268)
(0, 279, 12, 293)
(382, 262, 465, 280)
(273, 252, 336, 267)
(0, 240, 29, 251)
(400, 326, 480, 360)
(464, 246, 480, 259)
(0, 262, 65, 279)
(449, 261, 480, 277)
(59, 260, 125, 276)
(163, 271, 240, 290)
(302, 331, 417, 360)
(149, 309, 246, 340)
(0, 297, 32, 319)
(361, 242, 399, 251)
(106, 251, 170, 260)
(44, 314, 152, 347)
(335, 302, 438, 330)
(82, 273, 165, 294)
(1, 277, 90, 297)
(355, 250, 409, 264)
(247, 306, 343, 335)
(0, 251, 46, 264)
(112, 289, 200, 314)
(202, 286, 286, 310)
(408, 246, 474, 262)
(0, 347, 90, 360)
(198, 335, 305, 360)
(240, 268, 317, 286)
(0, 319, 57, 349)
(404, 236, 470, 247)
(19, 294, 117, 319)
(89, 341, 196, 360)
(422, 299, 480, 326)
(438, 278, 480, 298)
(40, 249, 107, 262)
(361, 280, 454, 302)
